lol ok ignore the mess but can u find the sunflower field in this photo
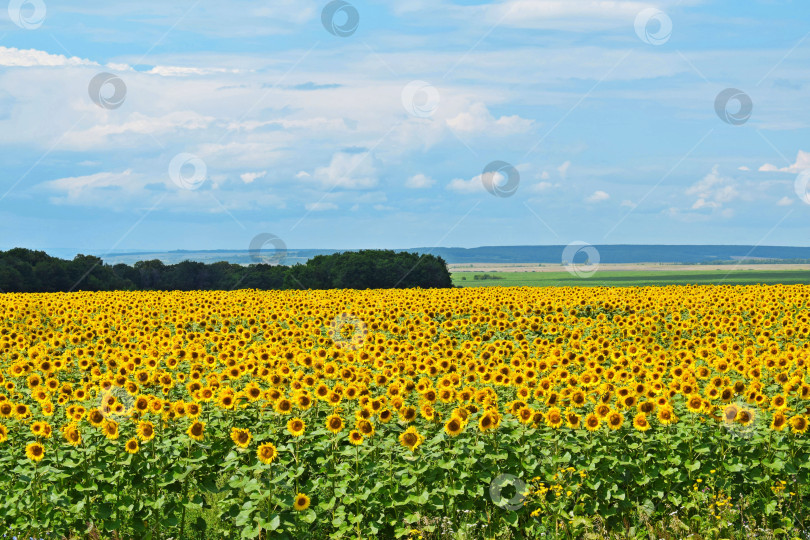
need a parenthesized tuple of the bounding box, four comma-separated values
(0, 285, 809, 539)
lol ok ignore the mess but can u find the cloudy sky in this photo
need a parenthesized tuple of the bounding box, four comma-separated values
(1, 0, 809, 254)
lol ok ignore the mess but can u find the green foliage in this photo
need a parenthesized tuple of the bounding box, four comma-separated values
(0, 248, 452, 292)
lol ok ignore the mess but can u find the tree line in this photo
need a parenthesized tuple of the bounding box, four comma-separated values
(0, 248, 453, 292)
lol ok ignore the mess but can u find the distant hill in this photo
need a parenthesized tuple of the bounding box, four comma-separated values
(95, 245, 810, 266)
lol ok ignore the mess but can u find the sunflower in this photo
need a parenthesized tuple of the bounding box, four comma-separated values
(293, 493, 311, 511)
(31, 421, 52, 438)
(444, 417, 464, 437)
(633, 414, 650, 432)
(231, 427, 252, 448)
(607, 411, 624, 430)
(420, 404, 437, 421)
(546, 407, 563, 429)
(103, 420, 120, 440)
(356, 419, 375, 437)
(656, 406, 677, 426)
(187, 421, 205, 441)
(62, 423, 81, 446)
(566, 412, 581, 429)
(584, 413, 600, 432)
(399, 406, 417, 423)
(275, 398, 293, 415)
(517, 406, 534, 425)
(348, 430, 364, 446)
(686, 395, 704, 414)
(737, 409, 754, 426)
(790, 414, 808, 434)
(771, 412, 787, 431)
(137, 421, 155, 442)
(595, 403, 611, 418)
(26, 442, 45, 462)
(478, 411, 497, 432)
(722, 404, 739, 423)
(185, 402, 202, 418)
(125, 437, 140, 454)
(326, 414, 344, 434)
(88, 409, 105, 427)
(0, 423, 7, 444)
(638, 400, 655, 414)
(257, 442, 278, 464)
(287, 418, 306, 437)
(399, 426, 424, 452)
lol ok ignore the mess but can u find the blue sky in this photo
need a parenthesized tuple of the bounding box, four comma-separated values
(1, 0, 810, 255)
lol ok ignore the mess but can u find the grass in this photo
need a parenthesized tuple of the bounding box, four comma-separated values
(451, 269, 810, 287)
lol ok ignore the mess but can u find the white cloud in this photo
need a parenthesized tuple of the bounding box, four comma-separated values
(692, 198, 720, 210)
(488, 1, 661, 30)
(539, 171, 551, 180)
(405, 173, 435, 189)
(311, 152, 377, 190)
(586, 190, 610, 203)
(0, 46, 97, 68)
(65, 112, 214, 149)
(148, 66, 245, 77)
(759, 150, 810, 173)
(529, 181, 555, 192)
(738, 166, 750, 171)
(447, 175, 484, 194)
(777, 196, 794, 206)
(240, 171, 266, 184)
(621, 199, 636, 208)
(295, 171, 311, 179)
(446, 103, 533, 135)
(305, 202, 338, 211)
(557, 161, 571, 179)
(685, 165, 739, 210)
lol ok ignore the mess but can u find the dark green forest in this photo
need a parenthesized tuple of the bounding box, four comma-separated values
(0, 248, 452, 292)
